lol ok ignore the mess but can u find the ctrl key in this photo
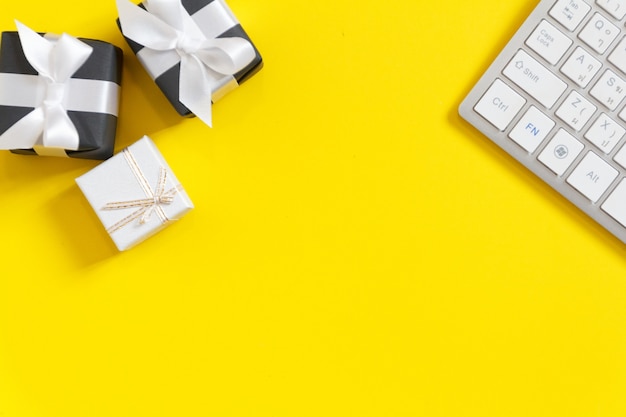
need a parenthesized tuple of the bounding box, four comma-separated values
(601, 179, 626, 228)
(474, 79, 526, 131)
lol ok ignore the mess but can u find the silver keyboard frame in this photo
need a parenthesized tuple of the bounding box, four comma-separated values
(459, 0, 626, 244)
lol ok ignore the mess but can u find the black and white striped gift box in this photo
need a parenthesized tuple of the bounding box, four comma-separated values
(0, 32, 123, 160)
(118, 0, 263, 117)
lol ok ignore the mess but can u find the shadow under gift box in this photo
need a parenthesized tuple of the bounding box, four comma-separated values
(0, 32, 123, 160)
(117, 0, 263, 118)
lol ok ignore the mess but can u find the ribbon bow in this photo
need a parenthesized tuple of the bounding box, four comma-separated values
(116, 0, 256, 127)
(102, 160, 182, 234)
(0, 21, 92, 151)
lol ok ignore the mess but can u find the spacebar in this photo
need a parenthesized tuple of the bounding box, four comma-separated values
(503, 49, 567, 109)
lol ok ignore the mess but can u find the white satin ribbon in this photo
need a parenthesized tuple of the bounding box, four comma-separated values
(116, 0, 256, 127)
(0, 21, 94, 152)
(0, 74, 120, 116)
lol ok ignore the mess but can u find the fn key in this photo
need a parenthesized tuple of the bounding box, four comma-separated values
(474, 79, 526, 131)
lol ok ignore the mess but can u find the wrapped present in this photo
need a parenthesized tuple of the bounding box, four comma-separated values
(76, 136, 194, 251)
(0, 21, 122, 159)
(116, 0, 263, 127)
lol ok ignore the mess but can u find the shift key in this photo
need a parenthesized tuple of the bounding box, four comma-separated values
(503, 50, 567, 109)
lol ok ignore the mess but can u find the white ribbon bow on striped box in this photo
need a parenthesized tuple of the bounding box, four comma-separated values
(116, 0, 262, 127)
(76, 136, 194, 251)
(0, 21, 122, 159)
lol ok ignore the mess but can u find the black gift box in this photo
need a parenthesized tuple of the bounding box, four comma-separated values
(0, 32, 123, 160)
(118, 0, 262, 117)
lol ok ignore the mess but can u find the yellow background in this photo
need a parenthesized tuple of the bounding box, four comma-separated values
(1, 0, 626, 415)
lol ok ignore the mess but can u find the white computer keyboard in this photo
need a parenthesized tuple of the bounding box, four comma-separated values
(459, 0, 626, 243)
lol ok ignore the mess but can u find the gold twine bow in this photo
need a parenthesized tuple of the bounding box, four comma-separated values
(102, 148, 183, 234)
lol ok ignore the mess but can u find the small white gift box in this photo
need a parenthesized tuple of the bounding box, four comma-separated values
(76, 136, 194, 250)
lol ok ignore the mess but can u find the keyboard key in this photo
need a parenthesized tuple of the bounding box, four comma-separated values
(509, 106, 556, 152)
(608, 37, 626, 75)
(567, 151, 618, 202)
(474, 79, 526, 131)
(613, 142, 626, 168)
(526, 20, 573, 65)
(596, 0, 626, 20)
(578, 13, 620, 54)
(556, 91, 597, 131)
(503, 50, 568, 109)
(561, 46, 602, 87)
(619, 106, 626, 123)
(585, 113, 625, 153)
(550, 0, 592, 31)
(538, 129, 584, 175)
(590, 69, 626, 110)
(601, 179, 626, 227)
